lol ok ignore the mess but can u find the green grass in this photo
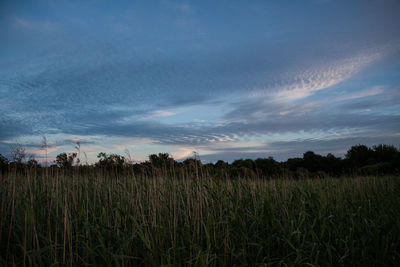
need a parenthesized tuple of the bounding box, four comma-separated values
(0, 171, 399, 266)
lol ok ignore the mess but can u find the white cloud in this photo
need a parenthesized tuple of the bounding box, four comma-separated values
(171, 147, 195, 160)
(28, 145, 60, 156)
(142, 110, 176, 119)
(272, 51, 383, 102)
(118, 110, 177, 124)
(331, 86, 385, 102)
(249, 48, 385, 104)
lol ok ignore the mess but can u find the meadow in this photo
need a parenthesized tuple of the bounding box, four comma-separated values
(0, 168, 399, 267)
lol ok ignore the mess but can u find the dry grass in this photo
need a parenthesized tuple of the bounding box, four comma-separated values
(0, 170, 399, 266)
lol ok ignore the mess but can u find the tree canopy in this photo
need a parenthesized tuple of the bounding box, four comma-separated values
(0, 144, 399, 178)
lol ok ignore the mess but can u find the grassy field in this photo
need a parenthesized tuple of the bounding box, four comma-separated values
(0, 171, 399, 266)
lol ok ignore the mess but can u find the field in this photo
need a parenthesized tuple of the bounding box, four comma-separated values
(0, 170, 399, 266)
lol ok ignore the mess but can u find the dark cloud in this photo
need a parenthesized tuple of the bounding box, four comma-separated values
(0, 117, 34, 140)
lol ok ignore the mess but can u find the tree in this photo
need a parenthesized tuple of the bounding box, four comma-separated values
(96, 152, 125, 170)
(10, 143, 26, 165)
(302, 151, 324, 173)
(255, 157, 281, 177)
(232, 159, 255, 170)
(323, 153, 343, 176)
(55, 152, 77, 168)
(284, 157, 303, 172)
(0, 153, 9, 171)
(27, 155, 39, 168)
(372, 144, 399, 163)
(182, 152, 202, 179)
(215, 160, 229, 168)
(230, 159, 256, 178)
(149, 153, 174, 169)
(346, 144, 374, 167)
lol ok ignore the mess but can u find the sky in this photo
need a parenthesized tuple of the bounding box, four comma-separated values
(1, 0, 400, 163)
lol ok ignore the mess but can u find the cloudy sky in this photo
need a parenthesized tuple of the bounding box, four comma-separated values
(1, 0, 400, 163)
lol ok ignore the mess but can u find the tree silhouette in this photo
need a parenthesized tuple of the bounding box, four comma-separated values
(55, 152, 77, 168)
(346, 144, 374, 167)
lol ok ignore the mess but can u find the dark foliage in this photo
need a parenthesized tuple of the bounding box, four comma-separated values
(149, 153, 174, 169)
(95, 152, 126, 173)
(0, 144, 399, 178)
(55, 152, 77, 168)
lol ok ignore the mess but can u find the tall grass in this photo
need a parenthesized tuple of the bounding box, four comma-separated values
(0, 170, 399, 266)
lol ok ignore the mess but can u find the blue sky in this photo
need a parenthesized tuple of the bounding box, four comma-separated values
(1, 0, 399, 163)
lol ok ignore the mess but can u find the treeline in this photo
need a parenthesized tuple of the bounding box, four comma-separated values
(0, 144, 399, 178)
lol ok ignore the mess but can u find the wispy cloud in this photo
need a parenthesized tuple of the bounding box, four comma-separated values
(171, 147, 196, 160)
(142, 110, 177, 119)
(29, 145, 60, 156)
(117, 110, 177, 124)
(268, 50, 383, 103)
(331, 86, 384, 102)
